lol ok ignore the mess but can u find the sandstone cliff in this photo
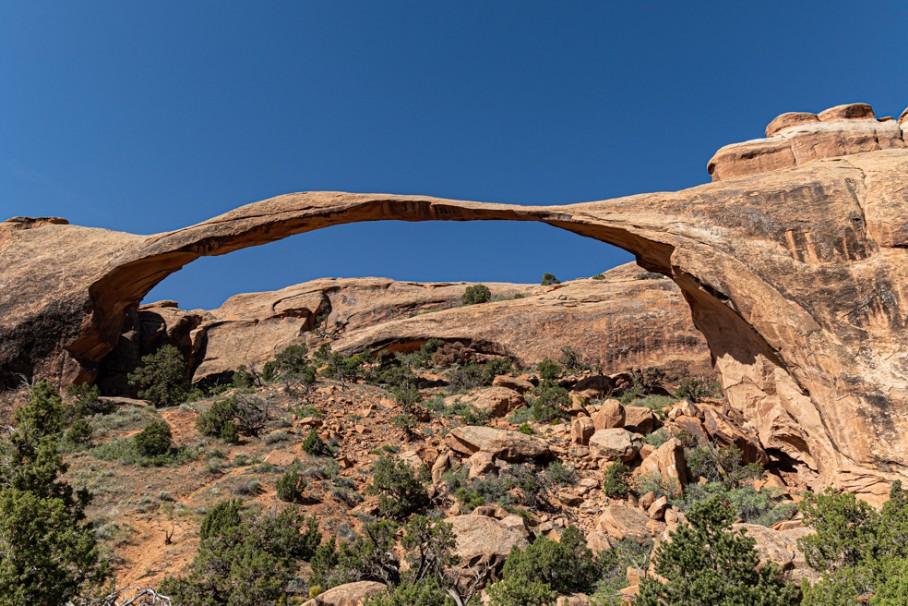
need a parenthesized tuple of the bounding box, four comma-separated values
(2, 101, 908, 498)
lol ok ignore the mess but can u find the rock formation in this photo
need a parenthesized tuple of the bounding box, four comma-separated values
(97, 262, 711, 391)
(2, 101, 908, 498)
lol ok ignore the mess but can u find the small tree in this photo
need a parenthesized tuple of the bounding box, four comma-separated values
(196, 398, 240, 444)
(540, 273, 560, 286)
(462, 284, 492, 306)
(276, 460, 309, 504)
(501, 526, 600, 595)
(302, 428, 330, 456)
(368, 455, 429, 519)
(636, 496, 799, 606)
(127, 344, 189, 406)
(602, 461, 632, 499)
(134, 420, 173, 457)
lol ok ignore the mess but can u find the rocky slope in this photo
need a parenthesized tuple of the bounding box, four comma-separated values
(2, 101, 908, 498)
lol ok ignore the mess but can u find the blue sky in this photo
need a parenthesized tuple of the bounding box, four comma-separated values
(3, 1, 907, 309)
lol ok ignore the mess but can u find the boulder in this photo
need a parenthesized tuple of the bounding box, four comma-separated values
(454, 386, 525, 417)
(734, 524, 819, 584)
(446, 426, 551, 462)
(589, 428, 642, 462)
(571, 415, 595, 446)
(447, 514, 528, 570)
(632, 438, 687, 495)
(592, 399, 625, 430)
(597, 503, 653, 543)
(493, 375, 535, 393)
(304, 581, 386, 606)
(624, 406, 657, 434)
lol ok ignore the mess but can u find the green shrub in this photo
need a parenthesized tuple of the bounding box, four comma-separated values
(322, 352, 368, 386)
(127, 344, 189, 406)
(196, 398, 240, 443)
(446, 362, 485, 392)
(602, 461, 632, 499)
(232, 365, 256, 387)
(302, 428, 330, 456)
(558, 346, 586, 372)
(65, 383, 114, 419)
(685, 443, 763, 487)
(0, 382, 110, 604)
(517, 422, 533, 435)
(675, 377, 723, 402)
(262, 344, 318, 384)
(368, 456, 429, 519)
(276, 461, 309, 504)
(591, 273, 605, 280)
(636, 496, 799, 606)
(540, 273, 561, 286)
(543, 460, 576, 485)
(535, 358, 561, 382)
(488, 579, 556, 606)
(462, 284, 492, 305)
(502, 526, 600, 594)
(526, 383, 570, 422)
(64, 418, 94, 447)
(134, 420, 173, 457)
(679, 482, 796, 526)
(163, 503, 320, 606)
(633, 471, 680, 499)
(200, 498, 243, 541)
(481, 357, 513, 384)
(796, 482, 908, 605)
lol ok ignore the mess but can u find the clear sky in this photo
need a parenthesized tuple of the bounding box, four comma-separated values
(3, 1, 907, 309)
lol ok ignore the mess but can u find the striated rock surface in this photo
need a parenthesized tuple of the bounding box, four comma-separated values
(445, 426, 551, 462)
(3, 101, 908, 499)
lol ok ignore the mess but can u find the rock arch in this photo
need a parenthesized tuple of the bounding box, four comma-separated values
(2, 102, 908, 499)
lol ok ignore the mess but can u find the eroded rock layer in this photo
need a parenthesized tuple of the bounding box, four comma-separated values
(2, 101, 908, 499)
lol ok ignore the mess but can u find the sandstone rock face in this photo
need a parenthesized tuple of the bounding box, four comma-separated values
(445, 426, 551, 462)
(447, 514, 528, 569)
(592, 399, 625, 430)
(453, 386, 525, 418)
(303, 582, 387, 606)
(734, 524, 818, 584)
(571, 415, 595, 446)
(589, 429, 642, 462)
(597, 503, 655, 543)
(3, 101, 908, 499)
(633, 438, 687, 494)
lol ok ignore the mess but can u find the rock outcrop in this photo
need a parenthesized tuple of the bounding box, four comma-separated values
(2, 101, 908, 499)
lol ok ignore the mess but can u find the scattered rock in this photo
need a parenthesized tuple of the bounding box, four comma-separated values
(592, 399, 625, 430)
(589, 428, 642, 462)
(303, 581, 387, 606)
(571, 415, 595, 446)
(446, 426, 551, 462)
(597, 503, 653, 543)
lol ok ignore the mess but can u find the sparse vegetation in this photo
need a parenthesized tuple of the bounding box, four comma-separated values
(540, 273, 561, 285)
(368, 455, 429, 519)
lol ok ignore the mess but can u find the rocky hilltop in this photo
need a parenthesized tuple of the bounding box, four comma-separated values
(2, 102, 908, 499)
(95, 263, 711, 393)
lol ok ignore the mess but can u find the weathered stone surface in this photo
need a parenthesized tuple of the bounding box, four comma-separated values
(624, 406, 657, 434)
(447, 514, 528, 569)
(633, 438, 687, 494)
(592, 399, 625, 430)
(734, 524, 818, 584)
(589, 428, 642, 462)
(571, 415, 595, 446)
(445, 426, 551, 462)
(303, 581, 387, 606)
(5, 101, 908, 500)
(453, 386, 524, 418)
(493, 375, 534, 393)
(597, 503, 654, 543)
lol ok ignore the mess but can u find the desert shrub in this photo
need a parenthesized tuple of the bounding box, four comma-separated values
(0, 382, 110, 604)
(446, 361, 485, 392)
(231, 364, 256, 387)
(502, 526, 600, 594)
(127, 344, 189, 406)
(618, 366, 666, 404)
(64, 418, 94, 448)
(462, 284, 492, 305)
(196, 398, 240, 443)
(642, 427, 669, 448)
(679, 482, 796, 526)
(517, 422, 533, 435)
(593, 538, 652, 603)
(796, 481, 908, 605)
(163, 503, 319, 606)
(65, 383, 114, 419)
(558, 346, 586, 372)
(302, 428, 331, 456)
(444, 464, 543, 510)
(526, 383, 570, 423)
(322, 352, 368, 386)
(410, 339, 443, 369)
(200, 498, 243, 541)
(543, 460, 575, 485)
(276, 460, 309, 504)
(540, 273, 560, 286)
(675, 377, 723, 402)
(636, 496, 799, 606)
(488, 578, 556, 606)
(591, 273, 605, 280)
(685, 443, 762, 488)
(481, 357, 513, 384)
(368, 456, 429, 519)
(134, 420, 172, 457)
(535, 358, 561, 383)
(232, 393, 271, 437)
(633, 471, 680, 500)
(602, 461, 632, 499)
